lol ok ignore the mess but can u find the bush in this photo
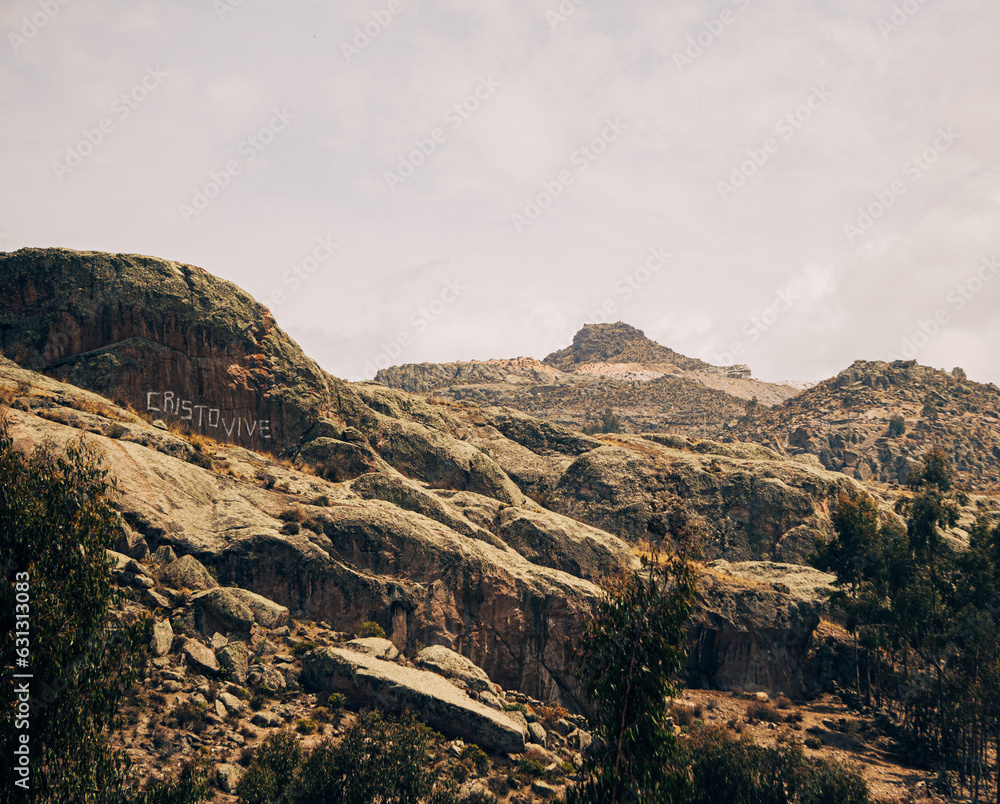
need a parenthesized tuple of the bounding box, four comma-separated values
(284, 712, 441, 804)
(356, 621, 386, 639)
(290, 640, 319, 657)
(295, 718, 317, 735)
(888, 416, 905, 437)
(680, 726, 870, 804)
(746, 700, 782, 723)
(236, 731, 303, 804)
(326, 693, 347, 711)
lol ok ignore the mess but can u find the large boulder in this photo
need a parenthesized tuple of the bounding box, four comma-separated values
(217, 641, 250, 684)
(226, 588, 290, 629)
(150, 620, 173, 657)
(302, 647, 527, 753)
(416, 645, 494, 693)
(193, 588, 255, 636)
(182, 639, 219, 675)
(162, 555, 218, 592)
(685, 562, 836, 696)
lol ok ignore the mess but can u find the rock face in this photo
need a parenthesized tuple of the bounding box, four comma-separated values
(302, 647, 527, 753)
(686, 562, 836, 697)
(734, 359, 1000, 492)
(0, 247, 356, 450)
(7, 251, 978, 711)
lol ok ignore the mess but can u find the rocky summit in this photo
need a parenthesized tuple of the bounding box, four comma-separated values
(3, 247, 998, 801)
(376, 322, 800, 437)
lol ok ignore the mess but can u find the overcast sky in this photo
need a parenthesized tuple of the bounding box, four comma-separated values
(2, 0, 998, 387)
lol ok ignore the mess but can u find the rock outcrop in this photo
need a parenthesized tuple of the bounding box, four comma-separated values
(302, 647, 528, 753)
(733, 359, 1000, 492)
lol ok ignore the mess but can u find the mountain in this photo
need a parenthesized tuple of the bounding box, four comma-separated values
(376, 322, 801, 437)
(3, 247, 998, 799)
(732, 359, 1000, 492)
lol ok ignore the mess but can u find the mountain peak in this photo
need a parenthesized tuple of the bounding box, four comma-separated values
(543, 322, 734, 375)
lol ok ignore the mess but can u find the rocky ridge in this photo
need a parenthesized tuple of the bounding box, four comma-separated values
(733, 359, 1000, 492)
(375, 323, 800, 437)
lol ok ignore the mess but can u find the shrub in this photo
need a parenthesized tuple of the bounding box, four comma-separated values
(355, 621, 386, 639)
(295, 718, 317, 735)
(283, 712, 440, 804)
(516, 758, 547, 778)
(888, 416, 906, 437)
(746, 700, 782, 724)
(680, 726, 870, 804)
(326, 693, 347, 711)
(235, 730, 303, 804)
(461, 744, 491, 776)
(290, 640, 320, 657)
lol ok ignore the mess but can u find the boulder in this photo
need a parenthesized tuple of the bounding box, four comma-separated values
(227, 588, 290, 629)
(685, 563, 834, 696)
(192, 588, 254, 636)
(416, 645, 493, 693)
(216, 642, 250, 684)
(251, 710, 284, 728)
(152, 545, 177, 564)
(218, 691, 245, 715)
(302, 647, 528, 753)
(181, 639, 219, 675)
(150, 619, 173, 657)
(248, 663, 286, 693)
(162, 555, 218, 592)
(344, 637, 399, 660)
(216, 763, 245, 794)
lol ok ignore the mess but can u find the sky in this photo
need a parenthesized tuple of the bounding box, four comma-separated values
(2, 0, 999, 387)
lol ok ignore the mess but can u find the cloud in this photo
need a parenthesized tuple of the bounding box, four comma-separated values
(1, 0, 998, 388)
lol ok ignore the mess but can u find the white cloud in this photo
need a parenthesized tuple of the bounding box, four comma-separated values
(2, 0, 998, 387)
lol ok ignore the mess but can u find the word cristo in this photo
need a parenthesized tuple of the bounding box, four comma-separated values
(146, 392, 271, 440)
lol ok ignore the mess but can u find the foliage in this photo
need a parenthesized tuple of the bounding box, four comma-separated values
(355, 620, 386, 639)
(681, 726, 869, 804)
(237, 713, 454, 804)
(568, 512, 699, 803)
(810, 449, 1000, 798)
(583, 407, 621, 434)
(0, 417, 205, 803)
(887, 415, 905, 437)
(235, 731, 303, 804)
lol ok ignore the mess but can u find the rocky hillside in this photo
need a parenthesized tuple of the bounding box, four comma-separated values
(0, 247, 359, 451)
(4, 248, 999, 800)
(732, 359, 1000, 493)
(376, 323, 800, 437)
(0, 248, 929, 703)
